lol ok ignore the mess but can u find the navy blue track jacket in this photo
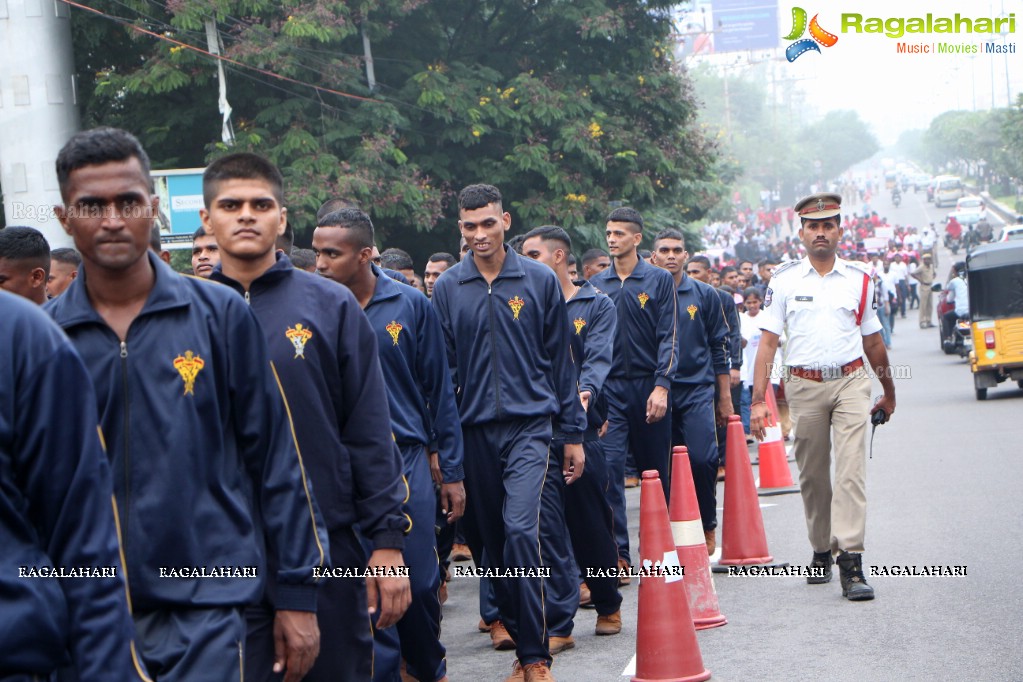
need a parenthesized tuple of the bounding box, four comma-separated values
(1, 292, 146, 680)
(212, 255, 409, 550)
(46, 253, 327, 613)
(716, 288, 742, 370)
(564, 280, 617, 436)
(363, 265, 464, 483)
(674, 275, 729, 385)
(432, 246, 586, 442)
(590, 257, 679, 388)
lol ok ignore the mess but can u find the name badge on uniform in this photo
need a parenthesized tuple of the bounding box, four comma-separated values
(795, 295, 814, 302)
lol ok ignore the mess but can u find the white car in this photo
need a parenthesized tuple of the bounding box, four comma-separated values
(999, 224, 1023, 241)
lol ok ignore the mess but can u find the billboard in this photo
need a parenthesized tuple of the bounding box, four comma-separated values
(153, 168, 206, 248)
(712, 0, 779, 52)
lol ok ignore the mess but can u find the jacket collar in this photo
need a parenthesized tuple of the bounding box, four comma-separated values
(799, 256, 850, 279)
(605, 254, 650, 280)
(210, 251, 293, 293)
(569, 279, 598, 302)
(369, 264, 405, 305)
(458, 244, 525, 284)
(50, 251, 192, 330)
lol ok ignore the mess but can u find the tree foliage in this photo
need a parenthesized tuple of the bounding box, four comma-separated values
(69, 0, 727, 256)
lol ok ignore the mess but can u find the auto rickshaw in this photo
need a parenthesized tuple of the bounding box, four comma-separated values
(966, 241, 1023, 399)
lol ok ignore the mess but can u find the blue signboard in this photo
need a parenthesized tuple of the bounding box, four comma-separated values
(152, 169, 206, 247)
(712, 0, 779, 52)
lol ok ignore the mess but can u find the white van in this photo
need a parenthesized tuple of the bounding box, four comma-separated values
(934, 176, 965, 207)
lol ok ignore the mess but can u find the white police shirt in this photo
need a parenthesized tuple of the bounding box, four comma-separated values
(758, 257, 882, 368)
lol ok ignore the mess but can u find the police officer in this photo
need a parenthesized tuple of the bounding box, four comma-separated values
(751, 192, 896, 602)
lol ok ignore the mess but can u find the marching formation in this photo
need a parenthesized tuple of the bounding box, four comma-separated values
(0, 128, 896, 682)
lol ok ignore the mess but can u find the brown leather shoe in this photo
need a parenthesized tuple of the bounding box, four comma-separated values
(504, 660, 525, 682)
(617, 557, 631, 586)
(548, 635, 575, 655)
(579, 581, 593, 608)
(704, 529, 716, 555)
(523, 662, 555, 681)
(478, 618, 492, 632)
(717, 465, 726, 481)
(490, 619, 516, 650)
(438, 580, 448, 605)
(451, 543, 472, 562)
(595, 610, 622, 635)
(624, 476, 640, 488)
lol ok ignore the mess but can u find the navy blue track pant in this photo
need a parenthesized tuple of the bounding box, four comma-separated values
(135, 607, 246, 681)
(461, 416, 553, 667)
(604, 376, 672, 564)
(245, 528, 372, 682)
(367, 444, 445, 682)
(671, 383, 720, 532)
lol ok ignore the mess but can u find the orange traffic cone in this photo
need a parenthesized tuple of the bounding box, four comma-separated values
(716, 416, 787, 571)
(756, 384, 799, 496)
(634, 470, 711, 682)
(668, 447, 726, 630)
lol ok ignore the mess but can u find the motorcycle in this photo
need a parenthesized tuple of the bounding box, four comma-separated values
(892, 190, 901, 207)
(943, 314, 972, 358)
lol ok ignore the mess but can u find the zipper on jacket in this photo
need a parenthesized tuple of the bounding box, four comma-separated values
(619, 278, 632, 376)
(487, 282, 503, 420)
(119, 340, 130, 553)
(244, 290, 251, 304)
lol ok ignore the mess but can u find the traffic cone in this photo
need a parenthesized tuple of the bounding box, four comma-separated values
(633, 470, 711, 682)
(716, 416, 787, 571)
(668, 447, 726, 630)
(756, 384, 799, 496)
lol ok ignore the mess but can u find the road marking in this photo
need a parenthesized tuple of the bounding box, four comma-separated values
(622, 654, 636, 676)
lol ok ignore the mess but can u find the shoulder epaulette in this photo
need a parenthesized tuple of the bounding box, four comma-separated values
(845, 260, 872, 275)
(771, 259, 800, 279)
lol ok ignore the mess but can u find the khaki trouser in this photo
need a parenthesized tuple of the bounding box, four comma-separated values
(785, 371, 871, 555)
(918, 284, 933, 327)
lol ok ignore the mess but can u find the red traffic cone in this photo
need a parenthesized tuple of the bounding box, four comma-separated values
(756, 384, 798, 495)
(634, 470, 711, 682)
(668, 447, 726, 630)
(717, 416, 786, 569)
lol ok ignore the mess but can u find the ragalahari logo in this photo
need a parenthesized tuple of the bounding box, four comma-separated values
(784, 7, 839, 62)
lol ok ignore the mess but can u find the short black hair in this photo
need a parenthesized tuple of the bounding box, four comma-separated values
(276, 223, 294, 255)
(203, 152, 284, 208)
(607, 207, 644, 233)
(50, 247, 82, 267)
(720, 265, 737, 278)
(568, 253, 577, 266)
(686, 255, 711, 269)
(458, 184, 502, 212)
(652, 227, 685, 247)
(506, 234, 527, 255)
(317, 207, 376, 250)
(192, 227, 213, 242)
(758, 258, 780, 268)
(638, 249, 652, 259)
(290, 248, 316, 270)
(428, 252, 457, 267)
(315, 197, 357, 222)
(56, 127, 153, 201)
(522, 225, 573, 254)
(380, 247, 413, 271)
(581, 248, 609, 265)
(0, 227, 51, 274)
(742, 286, 763, 301)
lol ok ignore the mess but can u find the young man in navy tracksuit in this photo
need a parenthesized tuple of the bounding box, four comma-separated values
(651, 230, 733, 555)
(48, 128, 327, 682)
(521, 226, 624, 645)
(202, 154, 411, 682)
(432, 184, 586, 682)
(312, 207, 465, 682)
(686, 255, 742, 477)
(590, 207, 679, 571)
(1, 291, 148, 681)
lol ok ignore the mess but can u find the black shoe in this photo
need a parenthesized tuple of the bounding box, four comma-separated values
(807, 551, 832, 584)
(836, 551, 875, 601)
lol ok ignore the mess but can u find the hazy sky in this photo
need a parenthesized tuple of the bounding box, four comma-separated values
(685, 0, 1023, 146)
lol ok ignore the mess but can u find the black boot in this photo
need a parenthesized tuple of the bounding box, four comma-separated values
(807, 551, 832, 584)
(836, 551, 874, 601)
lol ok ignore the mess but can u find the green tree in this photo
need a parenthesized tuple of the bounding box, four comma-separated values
(69, 0, 726, 260)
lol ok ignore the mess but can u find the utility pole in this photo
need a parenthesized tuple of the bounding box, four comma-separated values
(0, 0, 80, 245)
